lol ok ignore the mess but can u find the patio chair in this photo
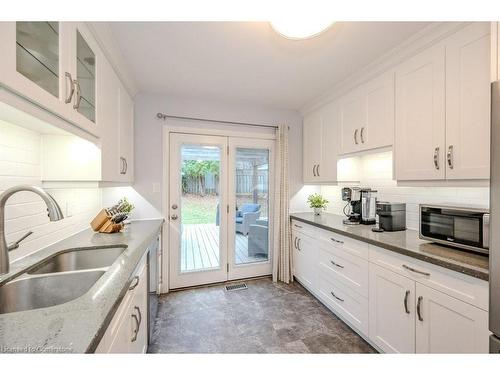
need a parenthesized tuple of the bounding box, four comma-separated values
(235, 203, 261, 235)
(248, 219, 268, 258)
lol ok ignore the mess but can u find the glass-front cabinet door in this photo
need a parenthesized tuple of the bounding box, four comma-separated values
(0, 22, 101, 138)
(74, 27, 96, 123)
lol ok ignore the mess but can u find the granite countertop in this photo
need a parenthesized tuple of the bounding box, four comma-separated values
(290, 212, 489, 281)
(0, 219, 163, 353)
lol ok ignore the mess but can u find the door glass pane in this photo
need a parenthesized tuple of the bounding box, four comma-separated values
(234, 148, 269, 264)
(16, 22, 59, 97)
(180, 144, 221, 273)
(76, 31, 96, 122)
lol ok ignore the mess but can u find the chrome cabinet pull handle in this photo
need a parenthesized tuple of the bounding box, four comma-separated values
(73, 79, 82, 110)
(293, 237, 298, 249)
(131, 313, 140, 342)
(120, 157, 126, 174)
(294, 224, 303, 229)
(128, 276, 139, 290)
(312, 165, 316, 177)
(433, 147, 440, 170)
(402, 264, 431, 277)
(65, 72, 75, 104)
(316, 164, 320, 177)
(447, 145, 454, 169)
(330, 291, 344, 302)
(360, 127, 365, 143)
(297, 238, 302, 251)
(404, 290, 410, 314)
(123, 158, 128, 174)
(330, 237, 344, 244)
(417, 296, 423, 321)
(330, 260, 344, 269)
(134, 306, 142, 325)
(354, 129, 359, 145)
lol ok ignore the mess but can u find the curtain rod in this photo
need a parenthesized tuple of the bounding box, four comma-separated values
(156, 112, 279, 129)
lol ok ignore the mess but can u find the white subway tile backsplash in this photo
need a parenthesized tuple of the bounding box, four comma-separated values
(0, 120, 102, 261)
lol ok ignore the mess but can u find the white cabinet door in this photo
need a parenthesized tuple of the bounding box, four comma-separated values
(0, 22, 73, 125)
(445, 23, 491, 180)
(415, 283, 489, 353)
(395, 44, 446, 180)
(339, 87, 364, 154)
(118, 82, 134, 183)
(369, 264, 416, 353)
(364, 71, 395, 150)
(303, 111, 322, 183)
(318, 101, 339, 182)
(292, 232, 317, 291)
(98, 56, 121, 182)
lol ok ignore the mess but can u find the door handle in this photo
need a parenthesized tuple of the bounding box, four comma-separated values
(65, 72, 75, 104)
(297, 238, 301, 251)
(447, 145, 454, 169)
(433, 147, 440, 170)
(293, 237, 297, 249)
(134, 306, 142, 325)
(330, 237, 344, 244)
(404, 290, 410, 314)
(316, 164, 320, 177)
(417, 296, 423, 321)
(171, 214, 178, 220)
(402, 264, 430, 277)
(360, 127, 365, 143)
(128, 276, 139, 290)
(354, 129, 359, 145)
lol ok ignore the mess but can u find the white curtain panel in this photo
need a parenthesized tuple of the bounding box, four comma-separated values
(272, 124, 292, 283)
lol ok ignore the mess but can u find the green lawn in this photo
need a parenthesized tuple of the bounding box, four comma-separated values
(181, 194, 218, 224)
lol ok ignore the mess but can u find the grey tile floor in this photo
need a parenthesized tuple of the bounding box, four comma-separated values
(148, 277, 376, 353)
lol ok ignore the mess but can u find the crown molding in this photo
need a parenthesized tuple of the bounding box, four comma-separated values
(300, 22, 475, 115)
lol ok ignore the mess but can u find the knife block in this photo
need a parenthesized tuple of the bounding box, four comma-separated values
(90, 209, 124, 233)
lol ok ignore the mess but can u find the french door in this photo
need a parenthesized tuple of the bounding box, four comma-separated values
(169, 133, 274, 289)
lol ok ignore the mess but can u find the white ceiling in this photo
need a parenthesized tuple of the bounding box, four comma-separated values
(110, 22, 430, 110)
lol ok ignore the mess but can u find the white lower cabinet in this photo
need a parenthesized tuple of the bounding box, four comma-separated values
(292, 231, 317, 291)
(291, 221, 489, 353)
(415, 283, 489, 353)
(96, 253, 148, 353)
(369, 264, 416, 353)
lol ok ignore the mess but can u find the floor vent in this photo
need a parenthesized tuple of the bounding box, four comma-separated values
(225, 283, 248, 292)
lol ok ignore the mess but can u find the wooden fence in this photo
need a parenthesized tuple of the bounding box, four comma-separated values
(182, 171, 268, 195)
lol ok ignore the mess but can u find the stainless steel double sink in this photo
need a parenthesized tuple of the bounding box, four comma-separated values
(0, 246, 127, 315)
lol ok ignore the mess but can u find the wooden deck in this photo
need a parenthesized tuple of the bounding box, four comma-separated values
(181, 224, 264, 272)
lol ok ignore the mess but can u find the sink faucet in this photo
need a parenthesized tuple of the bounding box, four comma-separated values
(0, 185, 64, 275)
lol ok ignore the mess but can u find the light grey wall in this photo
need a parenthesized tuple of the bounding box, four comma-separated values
(130, 92, 307, 218)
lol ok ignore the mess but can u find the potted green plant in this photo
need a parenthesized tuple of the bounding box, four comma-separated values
(307, 193, 329, 216)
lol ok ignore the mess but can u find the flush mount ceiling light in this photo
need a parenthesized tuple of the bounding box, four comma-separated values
(270, 18, 334, 40)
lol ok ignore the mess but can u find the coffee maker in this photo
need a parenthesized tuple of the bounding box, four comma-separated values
(342, 187, 377, 225)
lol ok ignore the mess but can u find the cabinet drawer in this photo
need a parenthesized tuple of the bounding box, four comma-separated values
(318, 245, 369, 297)
(291, 220, 316, 237)
(369, 245, 488, 311)
(318, 229, 369, 260)
(318, 275, 369, 336)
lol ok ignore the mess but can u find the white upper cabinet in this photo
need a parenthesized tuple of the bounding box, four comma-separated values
(415, 283, 489, 353)
(303, 110, 322, 183)
(395, 23, 491, 181)
(339, 72, 395, 155)
(98, 57, 134, 183)
(0, 22, 101, 138)
(445, 23, 491, 180)
(394, 44, 446, 181)
(302, 101, 339, 183)
(118, 80, 134, 183)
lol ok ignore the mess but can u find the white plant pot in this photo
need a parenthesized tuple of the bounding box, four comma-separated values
(313, 207, 322, 215)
